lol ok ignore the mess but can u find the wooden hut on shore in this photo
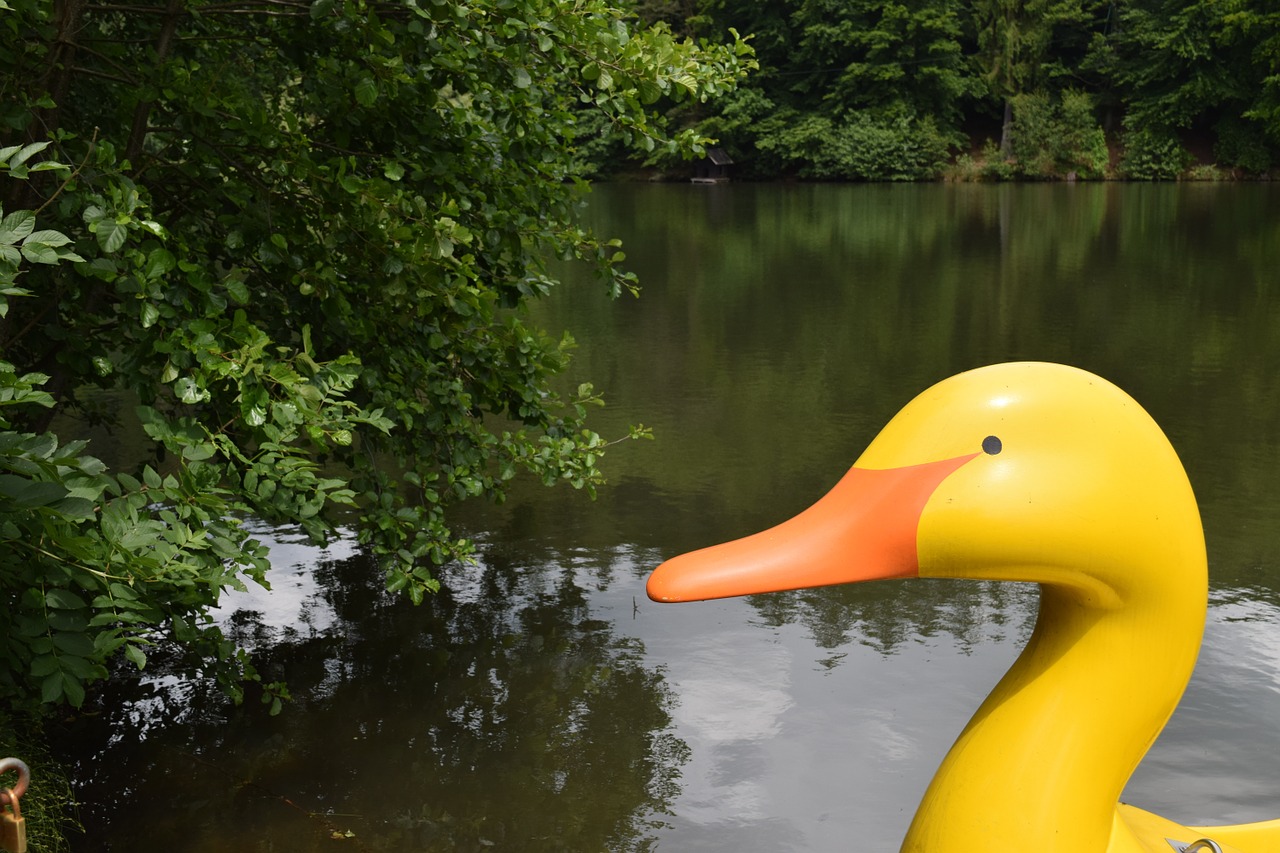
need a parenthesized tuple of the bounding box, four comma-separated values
(692, 148, 733, 183)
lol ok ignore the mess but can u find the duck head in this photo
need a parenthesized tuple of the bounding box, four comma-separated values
(647, 361, 1205, 616)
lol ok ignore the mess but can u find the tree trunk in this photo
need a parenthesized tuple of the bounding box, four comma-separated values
(999, 97, 1014, 157)
(126, 0, 188, 166)
(40, 0, 87, 138)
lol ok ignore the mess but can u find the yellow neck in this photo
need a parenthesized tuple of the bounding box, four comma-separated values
(902, 582, 1205, 852)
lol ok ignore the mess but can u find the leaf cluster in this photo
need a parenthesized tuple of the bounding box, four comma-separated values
(0, 0, 747, 709)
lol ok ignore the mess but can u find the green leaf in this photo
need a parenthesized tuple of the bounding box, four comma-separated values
(0, 474, 69, 508)
(226, 277, 250, 304)
(41, 672, 64, 705)
(47, 610, 88, 632)
(51, 497, 96, 520)
(51, 630, 94, 655)
(110, 583, 139, 601)
(175, 376, 209, 404)
(100, 499, 131, 542)
(44, 588, 87, 610)
(124, 644, 147, 670)
(354, 77, 378, 107)
(96, 219, 127, 253)
(59, 654, 104, 681)
(29, 160, 69, 174)
(0, 210, 35, 245)
(61, 672, 86, 708)
(6, 142, 51, 169)
(30, 656, 60, 679)
(181, 443, 215, 461)
(23, 229, 72, 248)
(0, 244, 21, 269)
(145, 247, 176, 279)
(81, 257, 118, 280)
(19, 240, 62, 264)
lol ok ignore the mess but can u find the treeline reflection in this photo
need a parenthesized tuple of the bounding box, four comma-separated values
(63, 530, 687, 852)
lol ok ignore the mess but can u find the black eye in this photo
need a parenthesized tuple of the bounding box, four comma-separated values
(982, 435, 1002, 455)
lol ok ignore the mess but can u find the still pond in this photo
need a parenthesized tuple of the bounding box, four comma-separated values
(59, 183, 1280, 851)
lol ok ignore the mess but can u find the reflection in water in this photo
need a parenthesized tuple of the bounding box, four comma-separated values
(1131, 595, 1280, 825)
(750, 580, 1038, 654)
(61, 528, 689, 852)
(638, 593, 1028, 851)
(56, 184, 1280, 851)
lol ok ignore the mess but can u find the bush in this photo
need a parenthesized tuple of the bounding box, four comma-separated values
(1214, 117, 1273, 174)
(1057, 91, 1110, 178)
(1119, 125, 1193, 180)
(945, 152, 983, 182)
(1010, 90, 1108, 179)
(753, 111, 835, 177)
(757, 109, 952, 181)
(981, 139, 1018, 181)
(838, 114, 952, 181)
(1010, 92, 1059, 176)
(1184, 164, 1229, 181)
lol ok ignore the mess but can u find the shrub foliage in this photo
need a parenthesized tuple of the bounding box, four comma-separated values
(0, 0, 752, 710)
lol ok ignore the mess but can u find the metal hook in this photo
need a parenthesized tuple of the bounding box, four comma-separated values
(0, 760, 29, 804)
(1182, 840, 1224, 853)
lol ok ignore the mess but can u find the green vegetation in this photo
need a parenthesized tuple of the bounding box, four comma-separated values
(640, 0, 1280, 181)
(0, 714, 78, 853)
(0, 0, 752, 720)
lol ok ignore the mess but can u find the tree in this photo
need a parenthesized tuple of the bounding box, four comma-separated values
(969, 0, 1098, 153)
(0, 0, 752, 710)
(689, 0, 972, 179)
(789, 0, 975, 127)
(1230, 4, 1280, 146)
(1090, 0, 1280, 170)
(1092, 0, 1248, 129)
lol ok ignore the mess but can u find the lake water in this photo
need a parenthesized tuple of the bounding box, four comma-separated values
(58, 183, 1280, 851)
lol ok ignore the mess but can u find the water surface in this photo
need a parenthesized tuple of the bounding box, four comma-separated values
(61, 183, 1280, 851)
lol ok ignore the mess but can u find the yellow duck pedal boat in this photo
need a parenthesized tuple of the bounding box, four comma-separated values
(646, 362, 1280, 853)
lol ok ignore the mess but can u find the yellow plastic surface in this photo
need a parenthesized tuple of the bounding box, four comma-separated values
(647, 362, 1280, 852)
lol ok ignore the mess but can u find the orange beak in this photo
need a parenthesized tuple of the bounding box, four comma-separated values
(646, 453, 979, 603)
